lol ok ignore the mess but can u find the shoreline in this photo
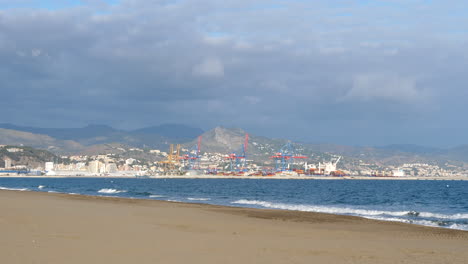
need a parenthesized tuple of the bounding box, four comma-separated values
(1, 187, 467, 232)
(1, 174, 468, 180)
(1, 189, 467, 264)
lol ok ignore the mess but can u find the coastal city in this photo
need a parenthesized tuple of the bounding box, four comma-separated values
(2, 1, 468, 263)
(1, 144, 467, 178)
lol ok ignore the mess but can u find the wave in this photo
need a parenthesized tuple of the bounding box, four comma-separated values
(231, 199, 408, 217)
(0, 186, 29, 191)
(97, 188, 127, 194)
(416, 212, 468, 220)
(231, 200, 468, 222)
(187, 197, 211, 201)
(367, 216, 468, 231)
(149, 195, 164, 198)
(38, 185, 45, 189)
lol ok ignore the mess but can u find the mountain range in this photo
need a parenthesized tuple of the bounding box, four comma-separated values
(1, 123, 468, 166)
(0, 123, 203, 152)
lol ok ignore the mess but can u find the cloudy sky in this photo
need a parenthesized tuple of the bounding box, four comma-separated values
(1, 0, 467, 147)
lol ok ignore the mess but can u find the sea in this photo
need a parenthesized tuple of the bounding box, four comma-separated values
(1, 177, 467, 231)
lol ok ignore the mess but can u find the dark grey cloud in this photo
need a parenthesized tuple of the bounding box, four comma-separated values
(1, 0, 468, 146)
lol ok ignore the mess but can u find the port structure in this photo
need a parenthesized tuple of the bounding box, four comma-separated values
(180, 136, 202, 170)
(270, 142, 307, 172)
(225, 134, 249, 172)
(159, 144, 181, 173)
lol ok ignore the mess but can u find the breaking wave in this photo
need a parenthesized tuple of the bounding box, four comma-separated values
(97, 188, 127, 194)
(187, 197, 211, 201)
(230, 199, 468, 230)
(0, 186, 29, 191)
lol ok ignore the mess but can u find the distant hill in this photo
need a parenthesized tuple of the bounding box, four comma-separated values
(0, 145, 59, 169)
(1, 123, 468, 167)
(302, 143, 468, 165)
(0, 128, 85, 153)
(186, 126, 307, 163)
(0, 123, 204, 151)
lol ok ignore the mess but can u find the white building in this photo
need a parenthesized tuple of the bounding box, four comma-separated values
(4, 159, 11, 169)
(7, 148, 23, 153)
(88, 160, 102, 174)
(106, 163, 118, 173)
(392, 168, 406, 177)
(45, 162, 54, 171)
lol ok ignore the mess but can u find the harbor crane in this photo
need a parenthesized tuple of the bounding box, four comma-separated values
(270, 142, 307, 172)
(159, 144, 181, 173)
(181, 136, 202, 170)
(225, 133, 249, 172)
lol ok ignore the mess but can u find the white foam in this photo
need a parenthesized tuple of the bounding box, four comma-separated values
(366, 216, 468, 230)
(447, 223, 468, 231)
(0, 186, 29, 191)
(149, 195, 164, 198)
(38, 185, 45, 189)
(231, 200, 468, 221)
(231, 199, 410, 217)
(97, 188, 126, 194)
(187, 197, 211, 201)
(48, 191, 58, 193)
(418, 212, 468, 220)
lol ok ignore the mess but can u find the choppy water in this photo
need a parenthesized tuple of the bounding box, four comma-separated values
(1, 177, 467, 230)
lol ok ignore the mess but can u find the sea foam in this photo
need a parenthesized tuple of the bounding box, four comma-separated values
(0, 186, 29, 191)
(230, 199, 468, 222)
(97, 188, 126, 194)
(187, 197, 211, 201)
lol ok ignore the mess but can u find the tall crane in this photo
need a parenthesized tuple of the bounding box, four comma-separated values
(270, 141, 307, 172)
(181, 136, 202, 170)
(159, 144, 181, 173)
(225, 133, 249, 172)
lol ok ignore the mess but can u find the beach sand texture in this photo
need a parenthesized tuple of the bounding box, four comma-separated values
(1, 190, 467, 264)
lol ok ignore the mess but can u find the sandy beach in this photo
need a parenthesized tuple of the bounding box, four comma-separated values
(1, 190, 467, 264)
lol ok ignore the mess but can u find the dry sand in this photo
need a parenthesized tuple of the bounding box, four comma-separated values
(1, 190, 467, 264)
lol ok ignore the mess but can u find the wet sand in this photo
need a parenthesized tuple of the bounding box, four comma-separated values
(1, 190, 467, 264)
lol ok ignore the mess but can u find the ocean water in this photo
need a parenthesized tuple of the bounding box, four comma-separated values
(1, 177, 467, 231)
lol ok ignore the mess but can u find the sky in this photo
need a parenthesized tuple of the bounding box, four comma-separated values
(1, 0, 468, 147)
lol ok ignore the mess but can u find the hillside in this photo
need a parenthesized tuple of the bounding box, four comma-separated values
(0, 128, 85, 154)
(1, 124, 468, 168)
(0, 123, 204, 152)
(0, 145, 60, 169)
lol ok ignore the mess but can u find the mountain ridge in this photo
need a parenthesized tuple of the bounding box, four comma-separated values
(2, 123, 468, 166)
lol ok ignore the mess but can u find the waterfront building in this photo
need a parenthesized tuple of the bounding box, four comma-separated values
(4, 159, 11, 169)
(45, 162, 54, 171)
(106, 163, 118, 173)
(88, 160, 101, 174)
